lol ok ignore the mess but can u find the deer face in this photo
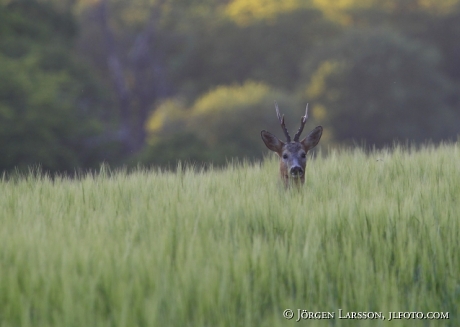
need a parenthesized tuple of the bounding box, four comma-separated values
(261, 103, 322, 186)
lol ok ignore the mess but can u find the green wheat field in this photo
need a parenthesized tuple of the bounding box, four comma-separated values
(1, 144, 459, 327)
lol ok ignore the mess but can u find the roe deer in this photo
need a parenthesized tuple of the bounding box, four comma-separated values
(261, 102, 322, 187)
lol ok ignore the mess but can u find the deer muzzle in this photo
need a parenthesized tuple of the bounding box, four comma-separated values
(290, 166, 304, 178)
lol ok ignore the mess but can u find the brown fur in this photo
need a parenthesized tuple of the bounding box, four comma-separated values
(261, 124, 323, 187)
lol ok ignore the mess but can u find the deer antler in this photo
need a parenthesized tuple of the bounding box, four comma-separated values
(274, 101, 291, 142)
(293, 104, 309, 142)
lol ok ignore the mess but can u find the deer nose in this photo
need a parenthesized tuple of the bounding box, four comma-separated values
(290, 166, 304, 177)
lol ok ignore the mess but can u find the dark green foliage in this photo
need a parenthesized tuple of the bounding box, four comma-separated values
(2, 0, 460, 171)
(168, 8, 339, 98)
(302, 28, 459, 147)
(140, 82, 305, 167)
(348, 4, 460, 84)
(0, 0, 114, 173)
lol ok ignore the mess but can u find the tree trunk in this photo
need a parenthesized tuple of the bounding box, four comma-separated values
(95, 0, 171, 155)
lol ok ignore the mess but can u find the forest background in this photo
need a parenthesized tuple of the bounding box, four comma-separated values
(1, 0, 460, 173)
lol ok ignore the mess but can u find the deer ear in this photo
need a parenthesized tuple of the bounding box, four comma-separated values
(301, 126, 323, 151)
(261, 130, 284, 154)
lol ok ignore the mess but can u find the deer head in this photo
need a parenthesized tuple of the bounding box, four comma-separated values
(261, 102, 323, 186)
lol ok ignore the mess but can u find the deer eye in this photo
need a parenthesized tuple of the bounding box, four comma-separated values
(301, 152, 306, 158)
(282, 154, 288, 159)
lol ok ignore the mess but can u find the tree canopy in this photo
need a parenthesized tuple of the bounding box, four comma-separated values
(1, 0, 459, 171)
(0, 0, 114, 173)
(302, 28, 458, 146)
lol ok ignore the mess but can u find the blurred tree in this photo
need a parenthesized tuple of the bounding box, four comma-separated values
(341, 1, 460, 83)
(224, 0, 310, 25)
(187, 81, 302, 154)
(90, 0, 169, 154)
(338, 1, 460, 130)
(428, 7, 460, 83)
(138, 81, 314, 166)
(302, 28, 458, 147)
(74, 0, 186, 155)
(174, 7, 338, 96)
(311, 0, 460, 24)
(13, 0, 458, 168)
(73, 0, 337, 156)
(0, 0, 114, 173)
